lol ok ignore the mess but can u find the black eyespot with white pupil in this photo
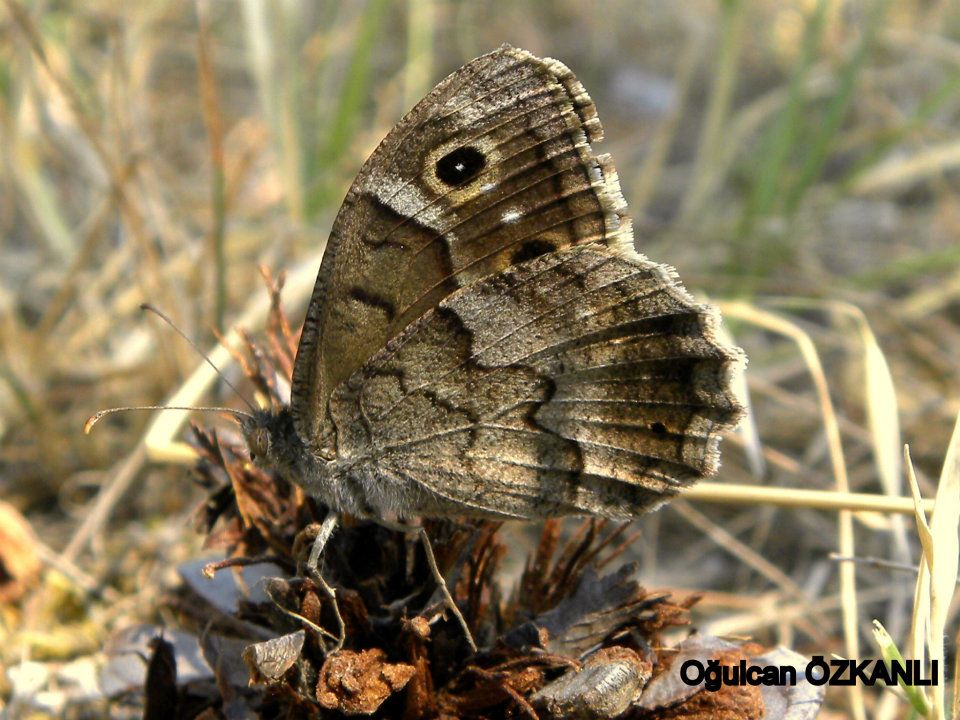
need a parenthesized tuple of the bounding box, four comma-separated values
(435, 146, 486, 186)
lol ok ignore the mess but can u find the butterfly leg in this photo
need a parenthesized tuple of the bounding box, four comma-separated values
(302, 512, 346, 654)
(376, 518, 478, 654)
(306, 511, 339, 568)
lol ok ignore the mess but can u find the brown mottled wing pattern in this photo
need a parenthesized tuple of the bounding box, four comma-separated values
(328, 243, 744, 519)
(291, 46, 631, 453)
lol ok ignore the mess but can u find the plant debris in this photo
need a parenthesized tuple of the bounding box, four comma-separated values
(316, 648, 415, 715)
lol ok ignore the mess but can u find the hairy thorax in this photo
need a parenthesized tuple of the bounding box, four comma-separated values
(243, 407, 452, 519)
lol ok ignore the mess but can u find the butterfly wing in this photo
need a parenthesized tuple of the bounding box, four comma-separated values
(328, 243, 744, 519)
(292, 45, 633, 451)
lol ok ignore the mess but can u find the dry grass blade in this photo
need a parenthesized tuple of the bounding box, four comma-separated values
(838, 306, 903, 509)
(905, 447, 933, 681)
(196, 0, 228, 333)
(685, 482, 934, 515)
(908, 411, 960, 720)
(933, 430, 960, 715)
(852, 138, 960, 196)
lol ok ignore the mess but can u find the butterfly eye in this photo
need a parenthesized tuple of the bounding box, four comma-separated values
(435, 146, 486, 186)
(249, 427, 270, 460)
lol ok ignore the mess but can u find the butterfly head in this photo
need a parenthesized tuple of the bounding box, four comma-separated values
(238, 406, 350, 512)
(239, 407, 297, 470)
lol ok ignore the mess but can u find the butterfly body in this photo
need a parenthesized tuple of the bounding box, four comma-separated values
(242, 46, 744, 521)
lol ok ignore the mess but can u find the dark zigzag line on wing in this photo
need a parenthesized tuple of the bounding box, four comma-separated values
(371, 361, 723, 450)
(373, 261, 659, 422)
(374, 306, 727, 432)
(352, 366, 402, 446)
(370, 250, 623, 421)
(362, 237, 610, 376)
(354, 368, 481, 449)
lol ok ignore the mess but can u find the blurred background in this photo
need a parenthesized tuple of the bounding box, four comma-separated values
(2, 0, 960, 717)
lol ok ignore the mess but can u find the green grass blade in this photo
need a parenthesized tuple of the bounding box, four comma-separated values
(678, 0, 746, 223)
(309, 0, 389, 217)
(404, 0, 434, 110)
(783, 0, 890, 215)
(737, 0, 828, 240)
(872, 620, 931, 717)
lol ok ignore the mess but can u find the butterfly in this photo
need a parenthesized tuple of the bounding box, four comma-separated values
(241, 45, 745, 522)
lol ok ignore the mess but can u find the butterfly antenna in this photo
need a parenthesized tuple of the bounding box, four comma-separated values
(84, 405, 253, 434)
(140, 303, 258, 414)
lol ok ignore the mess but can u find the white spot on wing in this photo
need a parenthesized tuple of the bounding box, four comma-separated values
(501, 208, 522, 224)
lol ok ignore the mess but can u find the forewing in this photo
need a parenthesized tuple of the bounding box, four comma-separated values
(328, 243, 744, 519)
(291, 46, 632, 450)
